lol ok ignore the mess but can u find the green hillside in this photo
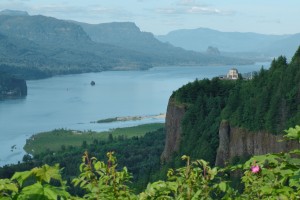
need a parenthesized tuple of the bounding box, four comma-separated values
(0, 14, 252, 80)
(170, 46, 300, 165)
(79, 22, 252, 66)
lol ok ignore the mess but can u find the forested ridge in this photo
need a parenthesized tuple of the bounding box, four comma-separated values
(0, 14, 251, 80)
(221, 51, 300, 133)
(169, 46, 300, 166)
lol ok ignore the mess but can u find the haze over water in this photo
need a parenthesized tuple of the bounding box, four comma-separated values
(0, 63, 269, 166)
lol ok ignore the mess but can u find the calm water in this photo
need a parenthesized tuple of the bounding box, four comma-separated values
(0, 63, 269, 166)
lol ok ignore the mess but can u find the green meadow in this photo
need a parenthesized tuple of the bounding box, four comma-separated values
(24, 123, 164, 155)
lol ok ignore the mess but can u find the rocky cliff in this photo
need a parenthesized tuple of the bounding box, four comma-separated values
(215, 120, 300, 166)
(161, 99, 186, 162)
(161, 100, 300, 166)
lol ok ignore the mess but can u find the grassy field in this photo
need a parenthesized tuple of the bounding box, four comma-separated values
(24, 123, 164, 155)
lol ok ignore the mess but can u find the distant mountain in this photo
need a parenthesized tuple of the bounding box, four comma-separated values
(0, 15, 154, 79)
(0, 12, 252, 79)
(156, 28, 300, 59)
(79, 22, 187, 56)
(0, 9, 29, 16)
(78, 22, 252, 66)
(262, 33, 300, 57)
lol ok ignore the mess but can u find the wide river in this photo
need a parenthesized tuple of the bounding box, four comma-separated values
(0, 63, 269, 166)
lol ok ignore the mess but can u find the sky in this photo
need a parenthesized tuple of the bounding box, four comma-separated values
(0, 0, 300, 35)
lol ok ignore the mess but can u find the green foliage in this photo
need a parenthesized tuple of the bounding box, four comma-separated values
(222, 49, 300, 133)
(1, 164, 70, 200)
(226, 125, 300, 199)
(172, 78, 236, 164)
(2, 127, 166, 195)
(140, 156, 231, 200)
(284, 125, 300, 142)
(72, 152, 136, 199)
(0, 72, 27, 98)
(1, 125, 300, 199)
(168, 47, 300, 170)
(24, 123, 164, 155)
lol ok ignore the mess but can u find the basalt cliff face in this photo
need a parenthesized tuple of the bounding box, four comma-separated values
(161, 99, 300, 166)
(161, 99, 186, 162)
(215, 120, 300, 167)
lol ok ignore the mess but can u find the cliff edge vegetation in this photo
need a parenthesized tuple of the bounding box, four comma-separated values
(164, 46, 300, 166)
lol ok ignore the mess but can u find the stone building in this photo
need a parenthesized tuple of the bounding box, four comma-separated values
(227, 68, 239, 80)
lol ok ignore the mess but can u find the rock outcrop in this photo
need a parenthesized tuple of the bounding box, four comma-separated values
(161, 99, 186, 162)
(161, 99, 300, 166)
(215, 121, 300, 166)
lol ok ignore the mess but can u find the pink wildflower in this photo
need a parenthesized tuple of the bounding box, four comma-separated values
(251, 165, 260, 173)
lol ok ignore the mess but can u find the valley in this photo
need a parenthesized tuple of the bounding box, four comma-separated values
(0, 3, 300, 198)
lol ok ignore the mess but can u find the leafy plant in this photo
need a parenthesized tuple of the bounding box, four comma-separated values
(1, 125, 300, 199)
(0, 164, 69, 199)
(72, 151, 135, 200)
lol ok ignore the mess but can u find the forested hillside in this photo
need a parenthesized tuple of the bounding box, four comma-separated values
(167, 46, 300, 166)
(0, 128, 165, 194)
(0, 15, 153, 79)
(0, 13, 251, 80)
(222, 48, 300, 133)
(0, 72, 27, 98)
(79, 22, 251, 66)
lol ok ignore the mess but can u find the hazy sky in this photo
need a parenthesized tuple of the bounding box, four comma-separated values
(0, 0, 299, 35)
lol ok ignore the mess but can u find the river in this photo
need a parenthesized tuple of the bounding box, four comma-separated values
(0, 63, 270, 166)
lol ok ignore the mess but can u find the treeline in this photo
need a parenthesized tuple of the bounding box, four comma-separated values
(171, 78, 235, 165)
(0, 128, 166, 194)
(1, 126, 300, 199)
(222, 49, 300, 133)
(170, 46, 300, 166)
(0, 72, 27, 98)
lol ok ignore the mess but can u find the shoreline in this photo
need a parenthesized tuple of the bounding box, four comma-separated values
(24, 123, 165, 155)
(92, 113, 166, 124)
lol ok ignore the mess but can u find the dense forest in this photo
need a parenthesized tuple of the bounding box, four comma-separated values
(0, 72, 27, 98)
(222, 51, 300, 133)
(169, 46, 300, 167)
(1, 126, 300, 199)
(171, 78, 236, 165)
(0, 128, 166, 194)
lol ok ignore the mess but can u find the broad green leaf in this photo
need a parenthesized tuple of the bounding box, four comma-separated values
(11, 170, 33, 187)
(32, 164, 62, 183)
(43, 184, 70, 199)
(20, 182, 69, 200)
(19, 182, 45, 200)
(260, 186, 273, 194)
(0, 179, 18, 193)
(219, 182, 227, 192)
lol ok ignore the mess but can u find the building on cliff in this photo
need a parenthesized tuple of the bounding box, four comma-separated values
(219, 68, 239, 80)
(227, 68, 239, 79)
